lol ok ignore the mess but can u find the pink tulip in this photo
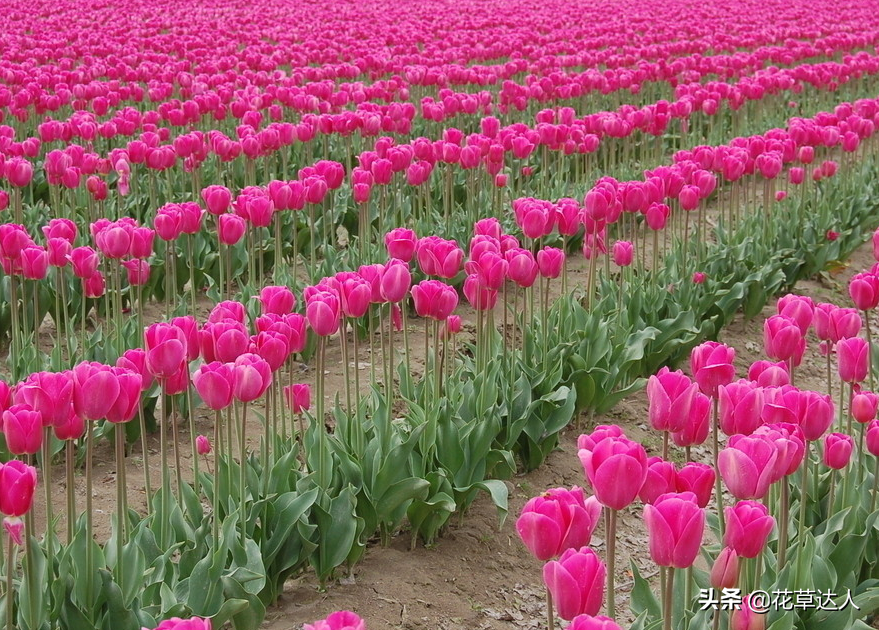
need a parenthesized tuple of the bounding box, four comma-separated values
(776, 294, 814, 334)
(411, 280, 458, 321)
(838, 337, 869, 383)
(122, 259, 151, 286)
(724, 500, 775, 558)
(753, 423, 805, 478)
(568, 616, 623, 630)
(676, 462, 715, 508)
(463, 274, 498, 311)
(852, 390, 879, 424)
(250, 331, 289, 372)
(20, 247, 48, 280)
(54, 408, 85, 441)
(516, 487, 601, 560)
(823, 433, 853, 469)
(692, 272, 707, 284)
(578, 435, 648, 510)
(83, 271, 106, 298)
(154, 617, 212, 630)
(0, 460, 38, 517)
(763, 315, 805, 365)
(116, 349, 154, 390)
(73, 362, 121, 420)
(218, 214, 246, 245)
(145, 323, 188, 380)
(202, 185, 232, 215)
(196, 435, 211, 456)
(612, 241, 633, 267)
(796, 390, 835, 441)
(643, 491, 704, 568)
(209, 301, 247, 324)
(2, 405, 43, 455)
(814, 304, 861, 343)
(505, 248, 539, 288)
(671, 391, 710, 447)
(639, 457, 677, 504)
(730, 594, 766, 630)
(105, 368, 142, 423)
(14, 370, 74, 428)
(385, 228, 418, 262)
(94, 224, 131, 259)
(305, 289, 341, 336)
(380, 259, 412, 303)
(444, 315, 462, 336)
(718, 434, 780, 500)
(192, 362, 234, 411)
(710, 547, 739, 589)
(543, 547, 606, 620)
(416, 236, 463, 279)
(647, 367, 698, 433)
(747, 360, 790, 387)
(719, 380, 764, 436)
(850, 273, 879, 311)
(69, 246, 100, 279)
(231, 353, 272, 403)
(690, 341, 735, 397)
(867, 419, 879, 456)
(47, 238, 72, 268)
(284, 384, 311, 413)
(199, 320, 249, 363)
(537, 246, 564, 279)
(303, 611, 364, 630)
(259, 286, 296, 315)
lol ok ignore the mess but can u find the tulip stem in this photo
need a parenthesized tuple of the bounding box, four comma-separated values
(5, 532, 13, 630)
(866, 314, 875, 391)
(663, 567, 675, 630)
(871, 457, 879, 514)
(778, 479, 789, 570)
(827, 469, 837, 521)
(239, 402, 248, 545)
(85, 413, 95, 612)
(138, 403, 152, 513)
(545, 587, 554, 630)
(115, 424, 125, 594)
(712, 397, 725, 536)
(66, 441, 75, 544)
(213, 409, 222, 546)
(662, 431, 669, 460)
(171, 395, 183, 500)
(187, 387, 200, 496)
(606, 509, 617, 619)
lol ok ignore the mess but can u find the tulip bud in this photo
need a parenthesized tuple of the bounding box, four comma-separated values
(710, 547, 739, 590)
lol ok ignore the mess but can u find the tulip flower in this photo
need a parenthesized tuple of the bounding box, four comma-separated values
(838, 336, 869, 383)
(690, 341, 735, 397)
(647, 367, 698, 434)
(231, 353, 272, 403)
(199, 320, 249, 363)
(537, 246, 564, 279)
(463, 275, 498, 311)
(153, 617, 212, 630)
(73, 362, 120, 420)
(814, 304, 861, 343)
(577, 425, 626, 452)
(145, 323, 188, 380)
(303, 611, 364, 630)
(284, 384, 311, 413)
(2, 404, 43, 455)
(731, 594, 767, 630)
(718, 434, 780, 500)
(763, 315, 805, 366)
(867, 419, 879, 457)
(516, 487, 601, 560)
(416, 236, 463, 279)
(747, 360, 790, 387)
(305, 289, 341, 336)
(411, 280, 458, 320)
(639, 457, 677, 504)
(105, 368, 142, 423)
(578, 435, 648, 510)
(823, 433, 853, 469)
(444, 315, 462, 336)
(543, 546, 606, 620)
(192, 362, 234, 411)
(671, 391, 710, 448)
(795, 390, 835, 441)
(505, 248, 539, 288)
(338, 275, 372, 319)
(643, 491, 705, 568)
(710, 547, 739, 589)
(852, 390, 879, 423)
(218, 214, 246, 245)
(380, 259, 412, 303)
(0, 460, 38, 517)
(54, 408, 85, 441)
(196, 436, 211, 456)
(259, 286, 295, 315)
(568, 616, 623, 630)
(612, 241, 633, 267)
(849, 272, 879, 311)
(719, 380, 764, 436)
(723, 500, 775, 558)
(676, 462, 715, 508)
(385, 228, 418, 262)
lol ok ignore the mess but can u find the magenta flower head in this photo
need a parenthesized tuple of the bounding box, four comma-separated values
(823, 433, 854, 470)
(384, 228, 418, 262)
(671, 391, 710, 448)
(731, 594, 767, 630)
(675, 462, 715, 508)
(612, 240, 633, 267)
(72, 361, 120, 420)
(231, 353, 272, 403)
(796, 390, 835, 441)
(305, 289, 341, 337)
(537, 246, 565, 279)
(543, 546, 606, 620)
(463, 275, 498, 311)
(776, 294, 814, 334)
(515, 487, 601, 560)
(647, 367, 698, 433)
(849, 272, 879, 311)
(719, 380, 765, 437)
(202, 185, 232, 215)
(14, 370, 74, 428)
(411, 280, 458, 321)
(0, 460, 38, 517)
(2, 404, 43, 455)
(718, 434, 780, 500)
(303, 611, 365, 630)
(754, 423, 805, 478)
(218, 214, 246, 246)
(578, 435, 648, 510)
(380, 259, 412, 303)
(643, 491, 705, 568)
(144, 323, 188, 380)
(690, 341, 735, 397)
(568, 616, 623, 630)
(191, 362, 234, 411)
(867, 419, 879, 456)
(747, 360, 790, 387)
(838, 337, 869, 383)
(153, 617, 212, 630)
(814, 304, 861, 343)
(196, 436, 211, 456)
(416, 236, 463, 279)
(259, 286, 295, 316)
(852, 390, 879, 424)
(639, 457, 677, 505)
(284, 383, 311, 414)
(710, 547, 739, 590)
(505, 248, 539, 288)
(105, 368, 142, 424)
(763, 315, 805, 366)
(724, 500, 775, 558)
(338, 274, 372, 319)
(577, 425, 626, 451)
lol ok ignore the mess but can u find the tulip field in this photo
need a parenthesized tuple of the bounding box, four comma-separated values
(10, 0, 879, 628)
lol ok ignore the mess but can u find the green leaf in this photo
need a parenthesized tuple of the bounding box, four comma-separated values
(630, 561, 661, 620)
